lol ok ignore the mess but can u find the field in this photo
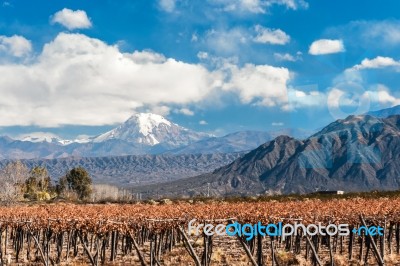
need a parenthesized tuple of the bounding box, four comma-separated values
(0, 196, 399, 265)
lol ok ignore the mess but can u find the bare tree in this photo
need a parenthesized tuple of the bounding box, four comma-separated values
(0, 161, 29, 202)
(92, 184, 132, 202)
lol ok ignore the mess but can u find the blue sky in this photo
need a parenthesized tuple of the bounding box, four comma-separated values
(0, 0, 400, 138)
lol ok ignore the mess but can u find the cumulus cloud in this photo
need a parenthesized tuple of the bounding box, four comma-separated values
(0, 35, 32, 57)
(327, 64, 400, 119)
(352, 56, 400, 70)
(327, 86, 400, 111)
(199, 120, 208, 125)
(309, 39, 345, 55)
(0, 33, 300, 127)
(222, 63, 290, 106)
(253, 25, 290, 45)
(0, 33, 221, 127)
(51, 8, 92, 30)
(366, 84, 400, 106)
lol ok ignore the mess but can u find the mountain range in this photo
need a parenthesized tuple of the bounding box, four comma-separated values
(0, 153, 243, 186)
(132, 113, 400, 198)
(2, 105, 400, 196)
(0, 113, 310, 159)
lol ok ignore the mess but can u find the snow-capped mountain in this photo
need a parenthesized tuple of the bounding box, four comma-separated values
(17, 132, 68, 145)
(93, 113, 209, 148)
(0, 113, 211, 159)
(0, 112, 313, 159)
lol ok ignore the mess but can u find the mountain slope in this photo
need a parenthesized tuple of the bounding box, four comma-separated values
(133, 115, 400, 198)
(366, 105, 400, 118)
(0, 153, 243, 186)
(170, 129, 312, 154)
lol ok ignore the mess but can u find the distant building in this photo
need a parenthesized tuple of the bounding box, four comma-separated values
(316, 190, 344, 195)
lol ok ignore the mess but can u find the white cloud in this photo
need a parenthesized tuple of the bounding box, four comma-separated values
(159, 0, 177, 12)
(355, 20, 400, 46)
(191, 33, 198, 42)
(177, 108, 194, 116)
(199, 120, 208, 125)
(209, 0, 308, 14)
(274, 53, 294, 61)
(325, 20, 400, 53)
(253, 25, 290, 45)
(197, 51, 209, 59)
(128, 50, 166, 64)
(0, 33, 303, 127)
(222, 63, 290, 106)
(285, 89, 325, 110)
(271, 122, 284, 126)
(326, 85, 400, 115)
(274, 52, 302, 62)
(0, 33, 221, 127)
(204, 28, 248, 55)
(0, 35, 32, 57)
(352, 56, 400, 70)
(327, 88, 357, 109)
(271, 0, 309, 10)
(308, 39, 345, 55)
(51, 8, 92, 30)
(365, 85, 400, 106)
(148, 105, 171, 116)
(327, 67, 400, 118)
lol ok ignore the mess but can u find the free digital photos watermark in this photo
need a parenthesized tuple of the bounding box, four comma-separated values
(188, 219, 383, 241)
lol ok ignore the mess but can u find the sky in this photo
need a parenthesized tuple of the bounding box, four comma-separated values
(0, 0, 400, 138)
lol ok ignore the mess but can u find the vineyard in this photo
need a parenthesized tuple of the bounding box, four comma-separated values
(0, 198, 399, 265)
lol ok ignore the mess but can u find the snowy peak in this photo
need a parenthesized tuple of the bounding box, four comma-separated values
(17, 132, 65, 144)
(135, 113, 171, 136)
(94, 113, 208, 147)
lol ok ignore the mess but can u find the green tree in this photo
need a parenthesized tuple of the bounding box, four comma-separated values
(25, 166, 53, 201)
(59, 167, 92, 201)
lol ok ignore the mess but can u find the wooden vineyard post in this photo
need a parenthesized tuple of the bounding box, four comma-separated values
(270, 236, 279, 266)
(327, 234, 334, 266)
(78, 231, 96, 266)
(257, 233, 264, 266)
(201, 233, 213, 266)
(348, 225, 354, 260)
(381, 217, 386, 260)
(178, 226, 201, 266)
(227, 220, 258, 266)
(388, 222, 393, 255)
(26, 225, 48, 266)
(128, 231, 148, 266)
(396, 222, 400, 254)
(359, 214, 385, 266)
(4, 226, 7, 259)
(305, 235, 322, 266)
